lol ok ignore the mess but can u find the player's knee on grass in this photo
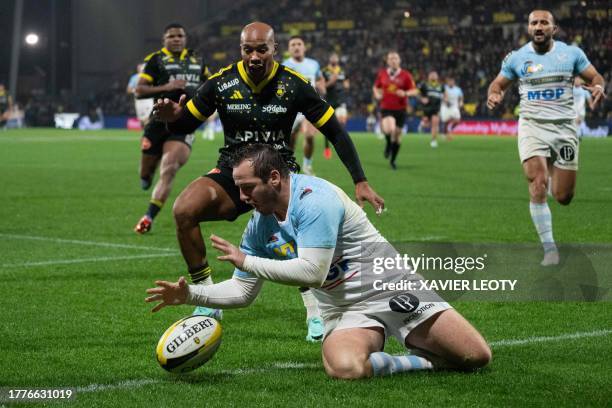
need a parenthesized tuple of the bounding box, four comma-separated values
(454, 343, 492, 371)
(323, 351, 370, 379)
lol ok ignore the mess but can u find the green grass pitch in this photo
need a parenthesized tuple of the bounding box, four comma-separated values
(0, 128, 610, 407)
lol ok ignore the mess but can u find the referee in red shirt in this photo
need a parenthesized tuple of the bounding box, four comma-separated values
(373, 51, 418, 169)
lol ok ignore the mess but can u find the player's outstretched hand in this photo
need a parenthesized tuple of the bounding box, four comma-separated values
(487, 92, 503, 110)
(355, 181, 385, 215)
(583, 84, 606, 108)
(153, 94, 187, 122)
(211, 234, 246, 269)
(145, 276, 189, 313)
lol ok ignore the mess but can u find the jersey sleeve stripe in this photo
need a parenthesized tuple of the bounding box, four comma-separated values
(313, 106, 335, 128)
(186, 99, 207, 121)
(138, 73, 153, 82)
(284, 66, 310, 83)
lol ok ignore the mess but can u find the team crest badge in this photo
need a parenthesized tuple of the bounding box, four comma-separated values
(276, 83, 286, 98)
(522, 61, 543, 76)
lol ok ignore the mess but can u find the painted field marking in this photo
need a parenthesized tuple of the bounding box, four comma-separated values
(74, 329, 612, 394)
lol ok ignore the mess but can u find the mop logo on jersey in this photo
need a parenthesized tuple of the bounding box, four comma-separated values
(521, 61, 544, 76)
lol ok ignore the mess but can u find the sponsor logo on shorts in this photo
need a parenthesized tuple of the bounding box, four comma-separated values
(403, 302, 436, 323)
(262, 105, 288, 114)
(389, 293, 420, 313)
(559, 145, 575, 161)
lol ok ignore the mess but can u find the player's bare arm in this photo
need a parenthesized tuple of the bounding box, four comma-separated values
(487, 74, 513, 110)
(579, 65, 606, 107)
(135, 77, 187, 98)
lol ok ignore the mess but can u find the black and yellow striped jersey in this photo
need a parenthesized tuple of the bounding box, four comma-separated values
(186, 60, 335, 167)
(321, 65, 348, 108)
(0, 89, 10, 113)
(139, 47, 210, 102)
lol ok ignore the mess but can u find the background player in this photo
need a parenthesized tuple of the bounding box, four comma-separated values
(133, 23, 211, 234)
(419, 71, 444, 148)
(127, 63, 154, 128)
(153, 22, 384, 340)
(573, 77, 594, 138)
(373, 51, 418, 170)
(487, 9, 605, 265)
(321, 52, 351, 159)
(283, 36, 326, 175)
(440, 76, 463, 139)
(0, 83, 13, 130)
(146, 143, 491, 379)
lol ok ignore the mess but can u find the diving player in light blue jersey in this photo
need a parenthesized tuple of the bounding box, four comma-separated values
(487, 9, 605, 266)
(146, 144, 491, 379)
(283, 35, 328, 341)
(284, 35, 327, 176)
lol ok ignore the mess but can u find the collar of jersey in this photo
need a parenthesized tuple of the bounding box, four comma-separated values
(237, 61, 279, 94)
(327, 65, 341, 74)
(161, 47, 188, 61)
(528, 40, 556, 55)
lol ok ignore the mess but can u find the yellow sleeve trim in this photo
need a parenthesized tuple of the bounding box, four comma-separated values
(209, 63, 234, 80)
(314, 106, 335, 128)
(143, 51, 158, 62)
(186, 99, 207, 122)
(139, 73, 153, 82)
(284, 66, 310, 83)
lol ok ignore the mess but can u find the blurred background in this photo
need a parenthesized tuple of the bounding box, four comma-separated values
(0, 0, 610, 133)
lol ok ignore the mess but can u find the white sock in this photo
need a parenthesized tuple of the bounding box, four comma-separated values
(369, 352, 434, 376)
(300, 289, 320, 319)
(303, 157, 313, 167)
(529, 202, 557, 253)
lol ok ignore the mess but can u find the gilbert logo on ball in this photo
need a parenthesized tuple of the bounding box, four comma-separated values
(156, 315, 222, 373)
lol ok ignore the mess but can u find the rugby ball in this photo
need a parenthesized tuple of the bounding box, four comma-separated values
(156, 315, 222, 373)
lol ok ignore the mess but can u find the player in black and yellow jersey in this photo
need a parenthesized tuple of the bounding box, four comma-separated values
(133, 23, 211, 234)
(154, 22, 384, 337)
(321, 53, 350, 158)
(418, 71, 444, 148)
(0, 83, 13, 129)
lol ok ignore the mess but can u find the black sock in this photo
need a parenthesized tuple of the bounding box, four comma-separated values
(384, 134, 391, 150)
(189, 262, 212, 284)
(390, 142, 401, 164)
(146, 199, 163, 219)
(141, 176, 152, 190)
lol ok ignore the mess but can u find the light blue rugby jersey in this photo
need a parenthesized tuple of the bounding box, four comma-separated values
(233, 173, 389, 306)
(282, 57, 322, 88)
(500, 40, 591, 120)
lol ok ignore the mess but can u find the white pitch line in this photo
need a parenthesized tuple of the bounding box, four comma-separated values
(0, 233, 174, 252)
(489, 329, 612, 347)
(0, 253, 176, 268)
(73, 330, 611, 394)
(76, 362, 318, 394)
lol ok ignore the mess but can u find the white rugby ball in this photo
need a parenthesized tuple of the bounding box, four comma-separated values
(156, 315, 222, 373)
